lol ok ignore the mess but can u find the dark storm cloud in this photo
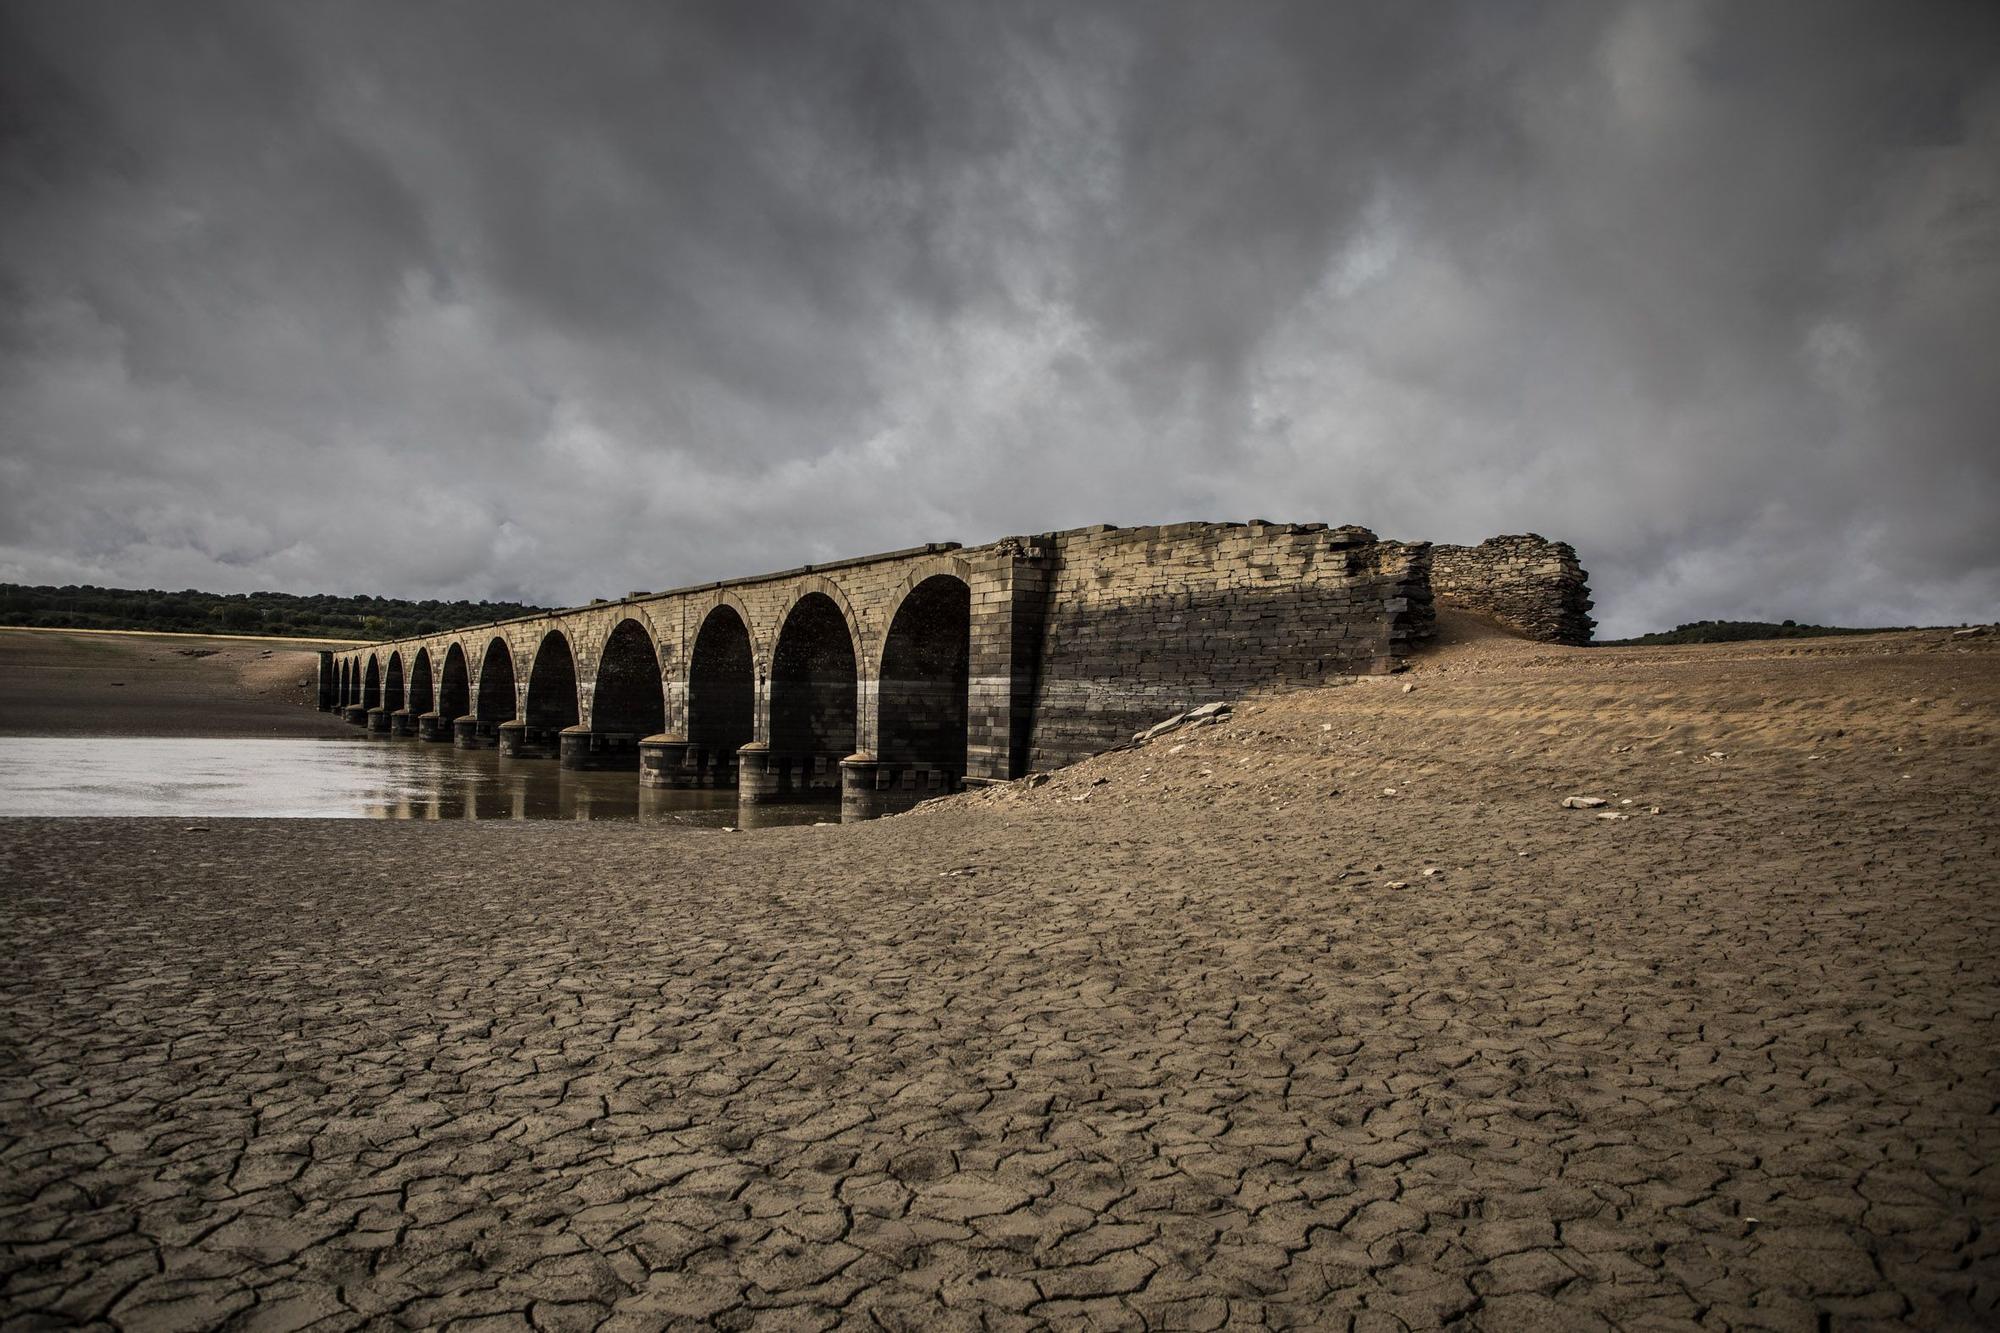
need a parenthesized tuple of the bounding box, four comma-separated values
(1, 0, 1994, 634)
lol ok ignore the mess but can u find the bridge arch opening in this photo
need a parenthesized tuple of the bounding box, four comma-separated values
(384, 652, 405, 715)
(525, 630, 580, 738)
(477, 638, 516, 721)
(453, 638, 517, 748)
(592, 620, 665, 738)
(408, 649, 434, 716)
(362, 656, 381, 710)
(438, 643, 470, 719)
(770, 593, 857, 798)
(345, 659, 356, 705)
(688, 604, 754, 784)
(879, 574, 971, 789)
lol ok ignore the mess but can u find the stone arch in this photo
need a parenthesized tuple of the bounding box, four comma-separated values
(592, 619, 665, 738)
(363, 655, 381, 710)
(385, 652, 405, 714)
(525, 629, 580, 735)
(769, 590, 858, 798)
(476, 637, 516, 721)
(438, 642, 471, 719)
(408, 648, 434, 716)
(687, 601, 756, 783)
(779, 576, 867, 669)
(696, 589, 760, 665)
(877, 572, 972, 784)
(878, 556, 974, 645)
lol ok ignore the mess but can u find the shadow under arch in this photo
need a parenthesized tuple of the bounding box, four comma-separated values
(438, 642, 471, 721)
(761, 591, 856, 802)
(509, 629, 578, 759)
(384, 652, 404, 715)
(457, 637, 516, 749)
(407, 647, 448, 740)
(874, 572, 971, 812)
(362, 655, 381, 711)
(566, 619, 663, 770)
(684, 602, 755, 786)
(408, 648, 434, 717)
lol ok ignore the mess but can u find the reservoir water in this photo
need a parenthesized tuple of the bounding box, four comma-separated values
(0, 737, 826, 825)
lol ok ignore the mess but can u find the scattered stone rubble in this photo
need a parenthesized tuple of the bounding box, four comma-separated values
(1431, 533, 1596, 645)
(1131, 700, 1233, 744)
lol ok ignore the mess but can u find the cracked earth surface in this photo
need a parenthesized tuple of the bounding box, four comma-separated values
(3, 625, 1997, 1330)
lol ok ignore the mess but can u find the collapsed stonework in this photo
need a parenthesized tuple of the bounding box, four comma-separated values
(1429, 534, 1595, 645)
(1017, 522, 1432, 768)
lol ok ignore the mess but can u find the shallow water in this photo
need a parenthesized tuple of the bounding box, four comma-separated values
(0, 737, 826, 825)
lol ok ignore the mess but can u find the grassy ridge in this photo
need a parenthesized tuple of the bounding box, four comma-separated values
(1600, 619, 1909, 647)
(0, 582, 548, 643)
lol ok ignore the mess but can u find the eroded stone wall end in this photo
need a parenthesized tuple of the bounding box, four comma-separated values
(1024, 522, 1436, 770)
(1430, 534, 1595, 645)
(964, 538, 1054, 782)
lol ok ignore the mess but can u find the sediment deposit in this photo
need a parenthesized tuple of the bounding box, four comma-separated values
(0, 628, 350, 738)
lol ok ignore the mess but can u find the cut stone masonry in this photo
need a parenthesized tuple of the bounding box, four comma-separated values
(319, 520, 1586, 819)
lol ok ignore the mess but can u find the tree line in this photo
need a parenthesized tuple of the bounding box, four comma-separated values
(1600, 618, 1904, 646)
(0, 582, 548, 641)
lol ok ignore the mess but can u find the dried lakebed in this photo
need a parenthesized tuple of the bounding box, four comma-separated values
(2, 625, 1996, 1329)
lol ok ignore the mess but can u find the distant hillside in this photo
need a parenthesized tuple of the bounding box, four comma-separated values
(0, 582, 548, 642)
(1602, 619, 1909, 647)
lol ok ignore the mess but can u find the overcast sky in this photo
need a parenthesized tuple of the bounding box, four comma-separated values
(2, 1, 1995, 637)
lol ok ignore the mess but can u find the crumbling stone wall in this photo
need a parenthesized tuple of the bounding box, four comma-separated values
(1023, 522, 1433, 769)
(1430, 534, 1594, 645)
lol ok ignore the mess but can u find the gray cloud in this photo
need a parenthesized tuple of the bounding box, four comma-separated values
(2, 0, 1994, 635)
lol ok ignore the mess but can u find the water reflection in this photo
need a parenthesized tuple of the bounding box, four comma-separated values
(0, 737, 827, 826)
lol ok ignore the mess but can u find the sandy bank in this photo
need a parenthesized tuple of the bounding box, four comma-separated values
(0, 627, 351, 737)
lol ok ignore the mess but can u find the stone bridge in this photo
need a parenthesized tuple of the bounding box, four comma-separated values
(318, 521, 1534, 820)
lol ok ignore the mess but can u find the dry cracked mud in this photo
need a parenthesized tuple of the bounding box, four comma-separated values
(3, 620, 1997, 1330)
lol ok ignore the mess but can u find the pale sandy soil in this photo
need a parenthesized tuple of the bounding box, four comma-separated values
(0, 629, 349, 737)
(2, 618, 1996, 1329)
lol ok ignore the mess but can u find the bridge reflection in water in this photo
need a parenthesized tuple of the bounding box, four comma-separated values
(0, 738, 826, 826)
(356, 748, 825, 827)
